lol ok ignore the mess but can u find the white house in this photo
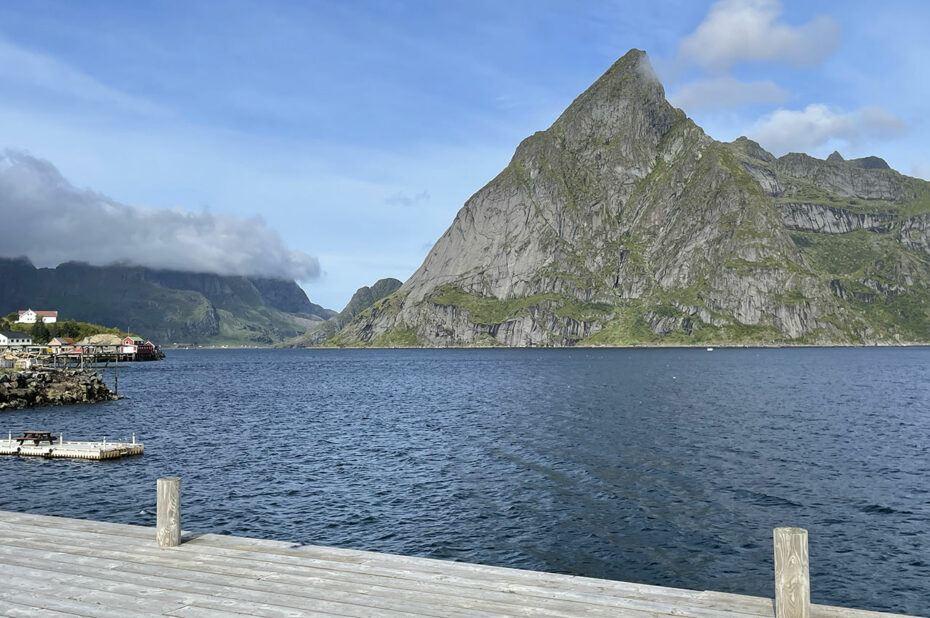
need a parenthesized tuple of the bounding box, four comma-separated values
(16, 309, 58, 324)
(0, 331, 32, 346)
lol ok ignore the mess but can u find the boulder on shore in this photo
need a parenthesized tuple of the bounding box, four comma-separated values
(0, 369, 119, 410)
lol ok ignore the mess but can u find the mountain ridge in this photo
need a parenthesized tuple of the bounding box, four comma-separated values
(0, 257, 334, 345)
(329, 49, 930, 347)
(284, 277, 402, 347)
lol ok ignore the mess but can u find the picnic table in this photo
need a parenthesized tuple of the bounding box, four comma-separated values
(14, 431, 58, 446)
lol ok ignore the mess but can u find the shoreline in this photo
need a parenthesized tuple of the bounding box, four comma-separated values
(0, 368, 120, 411)
(164, 341, 930, 350)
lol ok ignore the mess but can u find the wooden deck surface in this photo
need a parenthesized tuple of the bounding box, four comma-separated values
(0, 510, 913, 617)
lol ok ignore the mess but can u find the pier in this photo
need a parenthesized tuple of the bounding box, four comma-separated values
(0, 478, 915, 617)
(0, 434, 143, 460)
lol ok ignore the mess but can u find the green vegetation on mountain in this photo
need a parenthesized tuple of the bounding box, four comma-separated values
(0, 258, 334, 345)
(328, 49, 930, 348)
(285, 278, 402, 347)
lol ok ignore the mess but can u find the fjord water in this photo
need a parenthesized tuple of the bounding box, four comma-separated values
(1, 348, 927, 614)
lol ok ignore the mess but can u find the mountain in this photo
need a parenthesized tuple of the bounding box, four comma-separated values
(0, 257, 335, 345)
(330, 49, 930, 347)
(285, 277, 402, 347)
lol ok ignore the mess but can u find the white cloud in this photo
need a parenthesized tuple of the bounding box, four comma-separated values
(670, 76, 786, 112)
(679, 0, 840, 72)
(385, 190, 430, 207)
(750, 104, 906, 156)
(0, 150, 320, 281)
(0, 38, 160, 116)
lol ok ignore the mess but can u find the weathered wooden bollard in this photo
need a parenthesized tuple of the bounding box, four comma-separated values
(156, 477, 181, 548)
(774, 527, 810, 617)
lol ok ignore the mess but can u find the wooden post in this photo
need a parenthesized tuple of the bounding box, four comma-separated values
(774, 527, 810, 618)
(156, 477, 181, 548)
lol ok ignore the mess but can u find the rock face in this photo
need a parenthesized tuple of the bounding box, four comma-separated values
(776, 203, 894, 234)
(0, 369, 118, 410)
(288, 278, 402, 347)
(0, 259, 334, 345)
(332, 49, 930, 347)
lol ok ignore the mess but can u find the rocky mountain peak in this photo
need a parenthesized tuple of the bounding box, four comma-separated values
(731, 136, 776, 163)
(849, 155, 891, 170)
(547, 49, 679, 151)
(827, 151, 845, 162)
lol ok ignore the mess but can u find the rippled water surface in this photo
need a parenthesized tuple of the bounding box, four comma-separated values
(1, 348, 928, 614)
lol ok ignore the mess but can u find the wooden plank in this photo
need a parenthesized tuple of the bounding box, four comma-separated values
(0, 546, 516, 618)
(0, 539, 665, 618)
(0, 520, 769, 617)
(0, 561, 422, 618)
(1, 510, 703, 608)
(1, 570, 190, 615)
(166, 607, 321, 618)
(0, 511, 156, 540)
(0, 523, 765, 617)
(811, 605, 912, 618)
(0, 603, 81, 618)
(0, 510, 680, 608)
(0, 579, 166, 618)
(0, 511, 915, 618)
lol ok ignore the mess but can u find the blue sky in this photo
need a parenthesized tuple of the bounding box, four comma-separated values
(0, 0, 927, 309)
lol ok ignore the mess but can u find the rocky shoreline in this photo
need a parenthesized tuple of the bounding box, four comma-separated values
(0, 369, 119, 411)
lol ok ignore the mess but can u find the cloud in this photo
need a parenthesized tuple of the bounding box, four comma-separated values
(678, 0, 840, 72)
(750, 104, 906, 155)
(0, 150, 319, 281)
(0, 38, 160, 116)
(670, 77, 786, 111)
(385, 190, 430, 207)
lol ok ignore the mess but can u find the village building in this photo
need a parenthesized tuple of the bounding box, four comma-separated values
(0, 331, 33, 347)
(16, 309, 59, 324)
(121, 336, 157, 357)
(47, 337, 76, 348)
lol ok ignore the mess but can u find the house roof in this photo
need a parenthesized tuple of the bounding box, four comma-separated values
(0, 331, 30, 339)
(48, 337, 76, 345)
(18, 309, 58, 317)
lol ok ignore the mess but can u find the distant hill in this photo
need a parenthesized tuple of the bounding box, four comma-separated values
(331, 49, 930, 347)
(284, 277, 402, 347)
(0, 257, 335, 345)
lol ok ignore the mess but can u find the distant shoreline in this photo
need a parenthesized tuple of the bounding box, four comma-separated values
(164, 342, 930, 351)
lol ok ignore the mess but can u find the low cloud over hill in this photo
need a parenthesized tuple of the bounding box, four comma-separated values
(0, 149, 319, 281)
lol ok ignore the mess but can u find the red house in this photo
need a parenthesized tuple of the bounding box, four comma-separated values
(121, 336, 156, 357)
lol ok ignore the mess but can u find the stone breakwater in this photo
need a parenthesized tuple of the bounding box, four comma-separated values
(0, 369, 119, 411)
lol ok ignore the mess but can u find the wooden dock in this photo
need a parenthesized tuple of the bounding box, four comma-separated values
(0, 437, 143, 460)
(0, 508, 914, 617)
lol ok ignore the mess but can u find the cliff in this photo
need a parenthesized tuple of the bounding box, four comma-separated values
(330, 49, 930, 347)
